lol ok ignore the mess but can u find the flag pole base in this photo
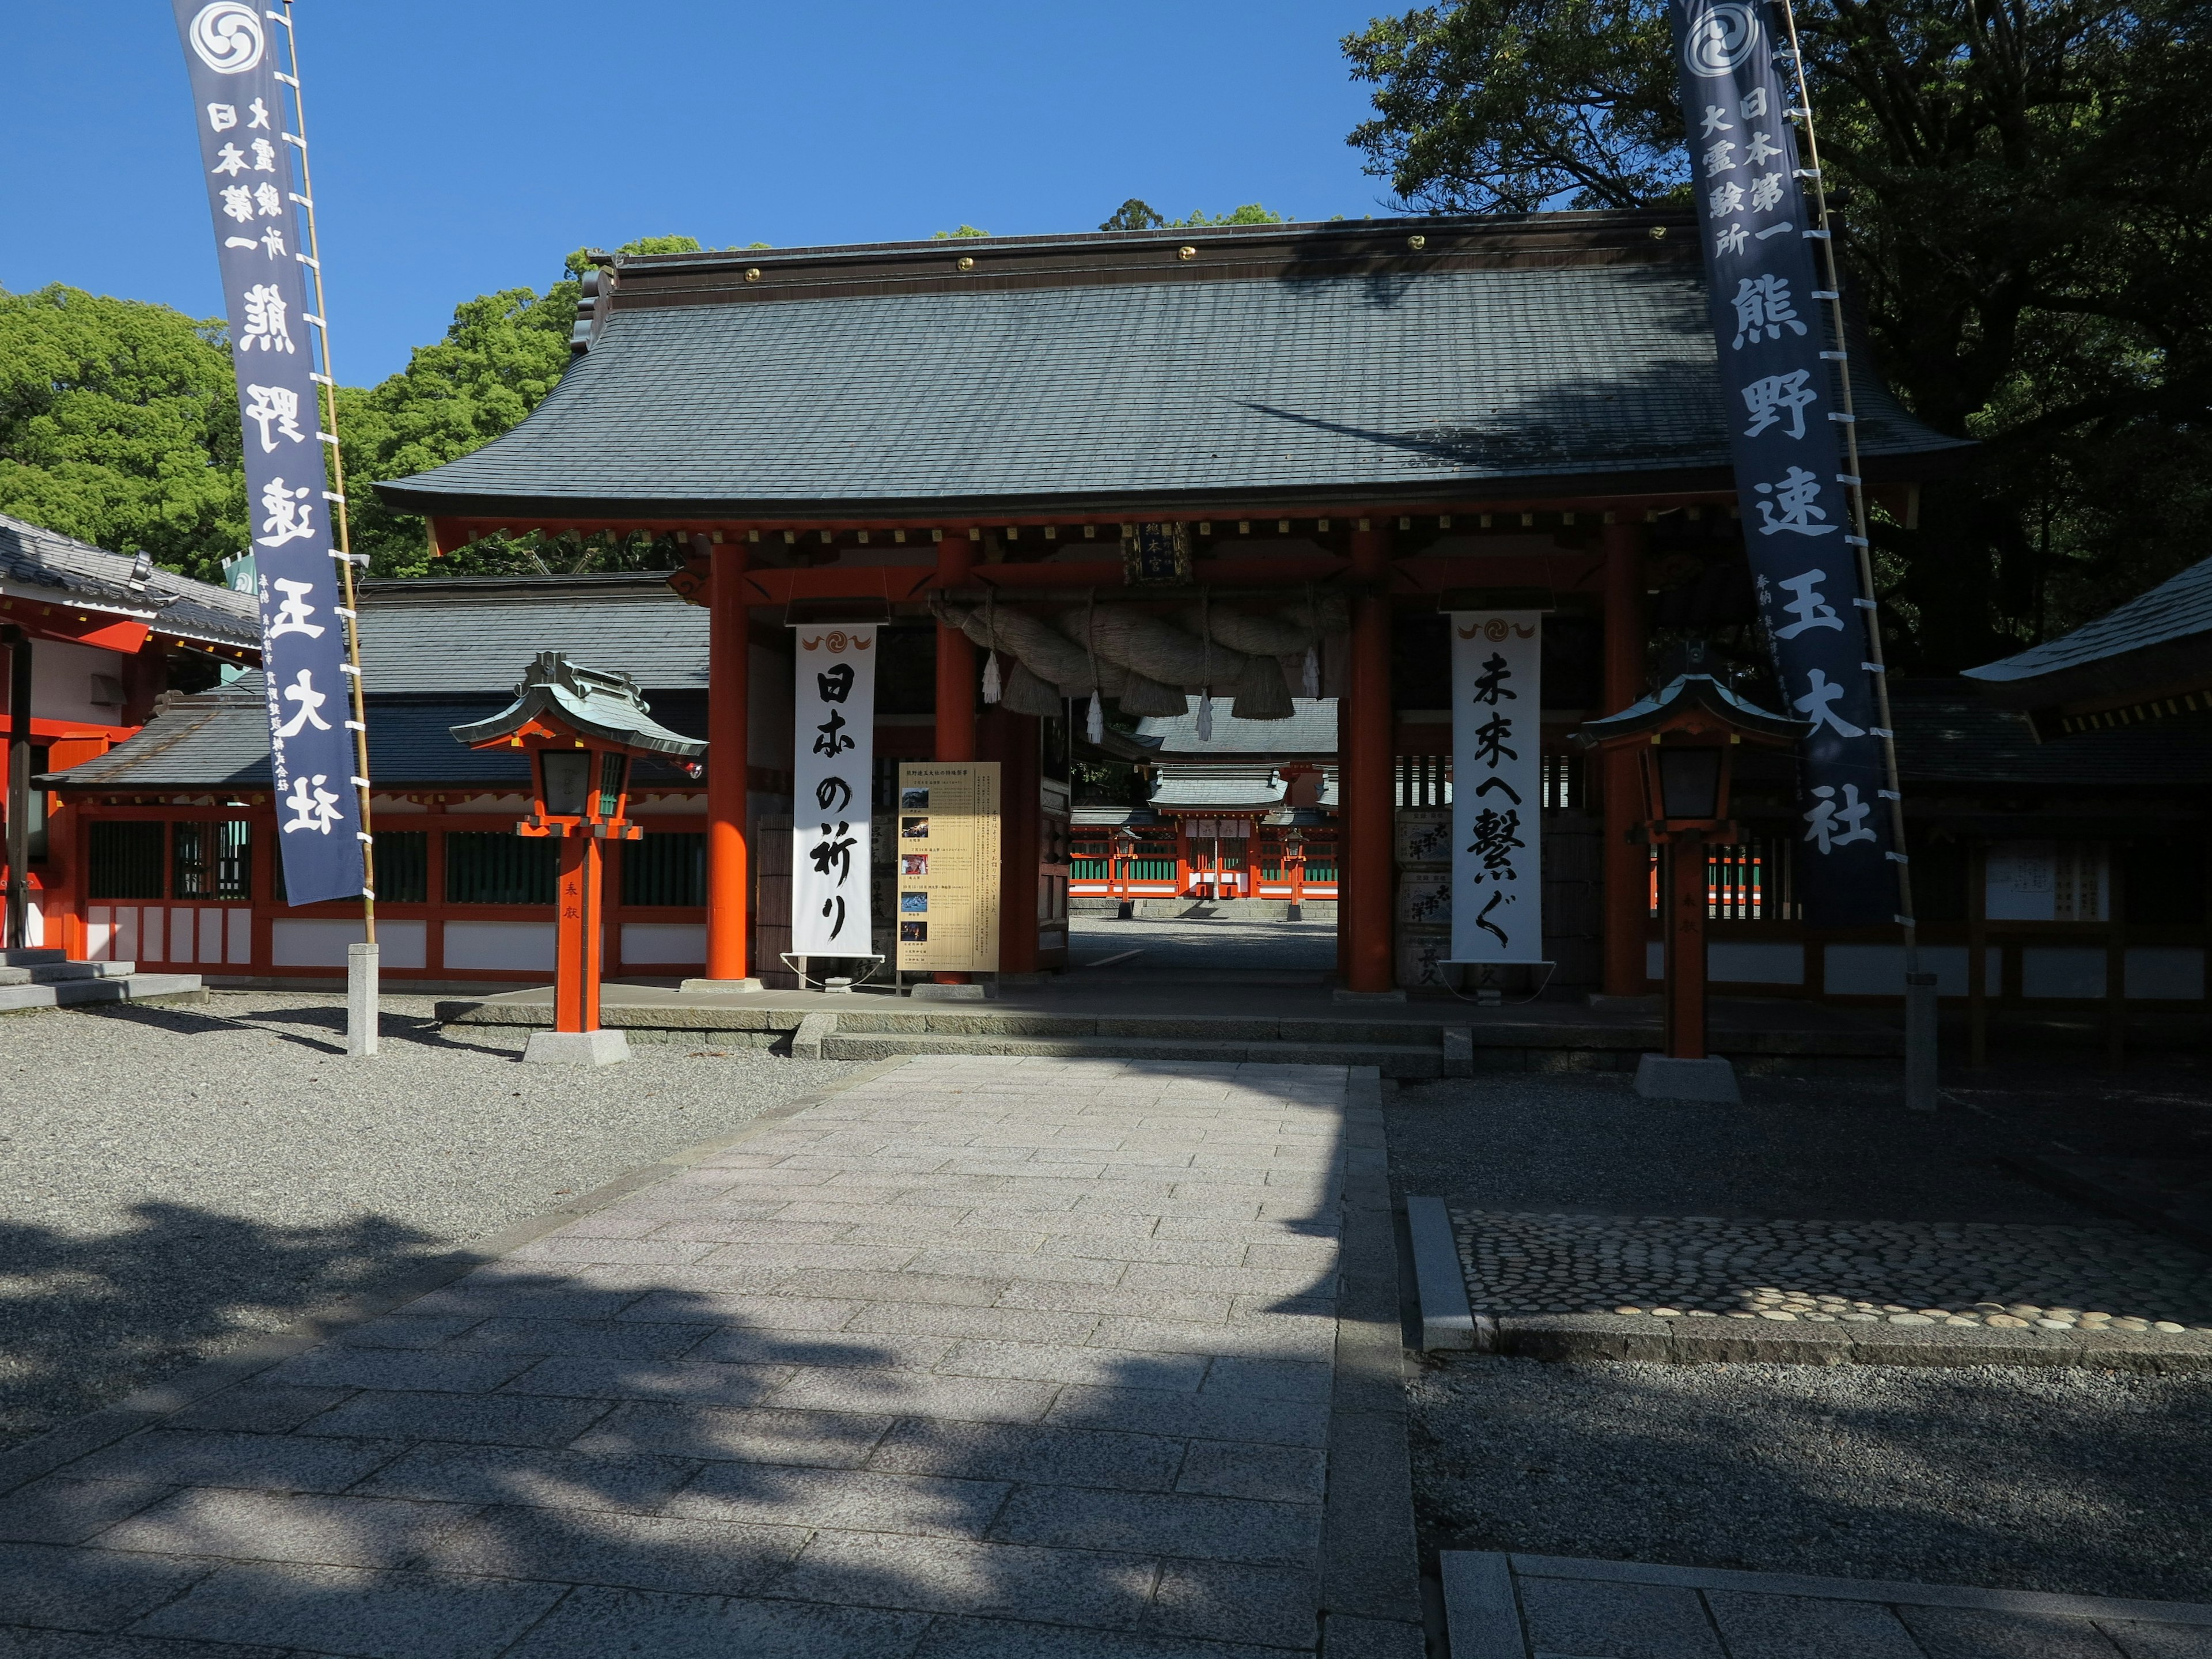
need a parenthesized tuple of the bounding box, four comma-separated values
(346, 942, 378, 1058)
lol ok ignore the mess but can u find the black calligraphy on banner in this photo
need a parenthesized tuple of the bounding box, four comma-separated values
(1450, 613, 1543, 964)
(1668, 0, 1900, 928)
(791, 627, 877, 955)
(171, 1, 363, 905)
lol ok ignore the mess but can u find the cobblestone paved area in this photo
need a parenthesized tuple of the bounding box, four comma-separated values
(1, 1056, 1359, 1657)
(1452, 1210, 2212, 1331)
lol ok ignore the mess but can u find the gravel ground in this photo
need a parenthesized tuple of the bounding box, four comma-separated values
(0, 991, 866, 1450)
(1410, 1354, 2212, 1601)
(1390, 1071, 2212, 1598)
(1386, 1070, 2126, 1224)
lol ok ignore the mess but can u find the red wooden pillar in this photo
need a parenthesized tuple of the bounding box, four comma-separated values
(993, 710, 1040, 976)
(1343, 523, 1394, 993)
(704, 538, 751, 982)
(554, 834, 604, 1033)
(933, 532, 979, 982)
(935, 533, 978, 763)
(1601, 518, 1649, 996)
(1662, 837, 1709, 1058)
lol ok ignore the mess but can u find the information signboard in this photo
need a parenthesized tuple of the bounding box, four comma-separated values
(893, 763, 1002, 974)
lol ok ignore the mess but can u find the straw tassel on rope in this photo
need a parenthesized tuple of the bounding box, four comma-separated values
(980, 589, 1002, 704)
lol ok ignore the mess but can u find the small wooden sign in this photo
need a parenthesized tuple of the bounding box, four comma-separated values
(1122, 521, 1192, 585)
(893, 762, 1002, 973)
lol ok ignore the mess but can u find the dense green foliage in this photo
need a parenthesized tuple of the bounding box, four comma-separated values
(1344, 0, 2212, 667)
(1100, 200, 1288, 230)
(0, 286, 244, 583)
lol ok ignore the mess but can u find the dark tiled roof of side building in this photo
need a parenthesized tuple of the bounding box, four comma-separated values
(48, 573, 709, 791)
(355, 571, 707, 692)
(1961, 553, 2212, 707)
(376, 212, 1969, 521)
(1886, 681, 2212, 792)
(0, 512, 259, 650)
(47, 680, 706, 791)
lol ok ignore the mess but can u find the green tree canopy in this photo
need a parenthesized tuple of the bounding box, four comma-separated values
(1344, 0, 2212, 666)
(0, 285, 244, 582)
(932, 225, 992, 239)
(1100, 200, 1287, 230)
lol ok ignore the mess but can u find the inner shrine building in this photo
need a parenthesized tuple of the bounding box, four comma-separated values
(375, 210, 1968, 998)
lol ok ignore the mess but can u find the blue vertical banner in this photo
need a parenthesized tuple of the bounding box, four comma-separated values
(1669, 0, 1899, 928)
(172, 1, 365, 904)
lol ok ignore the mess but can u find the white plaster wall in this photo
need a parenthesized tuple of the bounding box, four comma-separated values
(443, 920, 556, 971)
(22, 639, 130, 726)
(622, 922, 706, 964)
(272, 918, 426, 969)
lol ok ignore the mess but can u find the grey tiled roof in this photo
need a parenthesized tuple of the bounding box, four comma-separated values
(379, 222, 1964, 517)
(1962, 555, 2212, 688)
(0, 512, 258, 649)
(1887, 683, 2212, 790)
(48, 682, 707, 792)
(358, 573, 706, 692)
(1137, 698, 1338, 760)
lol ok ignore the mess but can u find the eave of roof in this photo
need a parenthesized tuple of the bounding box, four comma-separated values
(377, 210, 1969, 524)
(0, 512, 259, 650)
(1961, 553, 2212, 714)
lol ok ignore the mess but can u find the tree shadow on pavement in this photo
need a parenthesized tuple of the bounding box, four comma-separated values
(0, 1063, 1349, 1657)
(0, 1203, 456, 1450)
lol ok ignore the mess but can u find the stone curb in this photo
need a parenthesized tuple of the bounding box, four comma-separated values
(0, 1055, 915, 1499)
(1406, 1195, 1476, 1351)
(1321, 1066, 1426, 1658)
(1484, 1311, 2212, 1370)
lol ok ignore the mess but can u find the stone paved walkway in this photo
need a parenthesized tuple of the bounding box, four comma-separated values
(1452, 1210, 2212, 1331)
(0, 1056, 1382, 1657)
(1443, 1551, 2212, 1658)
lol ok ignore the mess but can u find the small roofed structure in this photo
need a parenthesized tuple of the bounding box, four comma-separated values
(450, 652, 707, 768)
(1961, 554, 2212, 738)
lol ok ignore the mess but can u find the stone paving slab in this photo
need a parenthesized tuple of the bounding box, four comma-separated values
(1444, 1552, 2212, 1659)
(0, 1055, 1410, 1657)
(1443, 1209, 2212, 1369)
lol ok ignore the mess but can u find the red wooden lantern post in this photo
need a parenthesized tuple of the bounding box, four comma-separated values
(1576, 676, 1808, 1101)
(453, 653, 707, 1065)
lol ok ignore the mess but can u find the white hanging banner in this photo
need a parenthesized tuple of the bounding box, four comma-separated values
(791, 624, 877, 955)
(1449, 612, 1543, 964)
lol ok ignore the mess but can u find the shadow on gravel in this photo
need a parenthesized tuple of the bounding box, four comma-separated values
(85, 1001, 496, 1059)
(82, 1002, 347, 1056)
(0, 1203, 456, 1450)
(1408, 1351, 2212, 1604)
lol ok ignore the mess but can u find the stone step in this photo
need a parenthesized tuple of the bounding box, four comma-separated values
(0, 948, 65, 967)
(0, 972, 206, 1013)
(816, 1028, 1443, 1080)
(0, 960, 138, 986)
(824, 1010, 1448, 1046)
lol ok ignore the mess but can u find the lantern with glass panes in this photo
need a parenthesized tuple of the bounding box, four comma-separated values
(1575, 676, 1808, 1063)
(452, 654, 707, 1043)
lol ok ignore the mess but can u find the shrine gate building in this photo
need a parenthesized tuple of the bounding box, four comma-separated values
(370, 209, 1969, 999)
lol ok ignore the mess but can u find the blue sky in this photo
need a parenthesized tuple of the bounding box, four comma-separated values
(3, 2, 1393, 384)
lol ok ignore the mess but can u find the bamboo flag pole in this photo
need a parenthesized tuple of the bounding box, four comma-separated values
(1772, 0, 1936, 1108)
(270, 1, 380, 1046)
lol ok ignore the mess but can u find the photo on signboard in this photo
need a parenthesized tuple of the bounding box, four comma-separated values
(900, 892, 929, 914)
(899, 920, 928, 942)
(900, 787, 930, 809)
(902, 816, 930, 839)
(902, 854, 929, 876)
